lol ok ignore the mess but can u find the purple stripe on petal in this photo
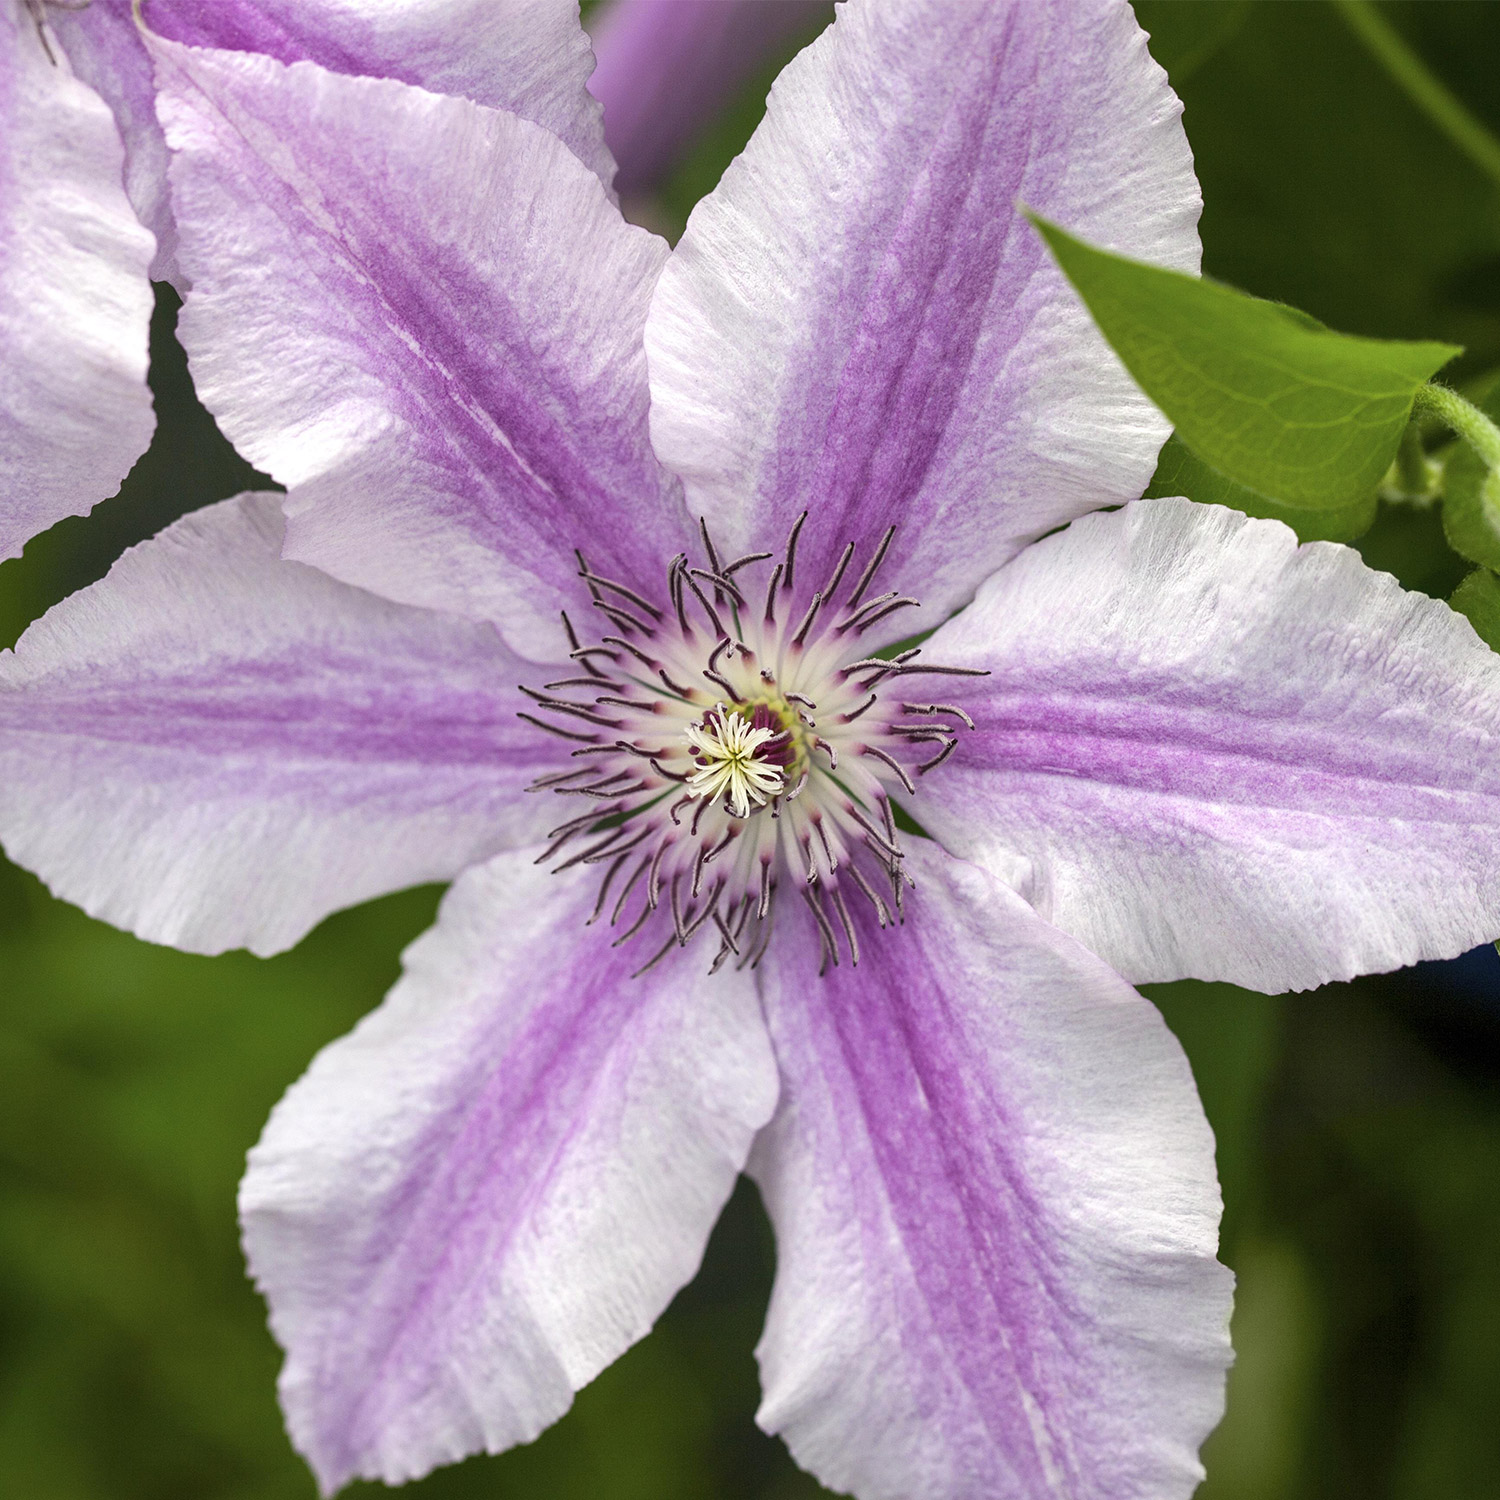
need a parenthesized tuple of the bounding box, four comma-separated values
(920, 497, 1500, 993)
(752, 841, 1230, 1500)
(243, 849, 777, 1492)
(154, 43, 686, 655)
(646, 0, 1199, 642)
(0, 494, 557, 956)
(0, 4, 154, 558)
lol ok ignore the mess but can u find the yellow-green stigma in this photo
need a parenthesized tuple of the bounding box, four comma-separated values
(683, 707, 788, 819)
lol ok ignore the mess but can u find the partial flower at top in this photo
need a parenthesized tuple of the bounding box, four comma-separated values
(5, 2, 1500, 1498)
(1, 0, 613, 560)
(587, 0, 829, 195)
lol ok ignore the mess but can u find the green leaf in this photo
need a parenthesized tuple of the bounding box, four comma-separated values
(1031, 215, 1460, 509)
(1440, 382, 1500, 569)
(1450, 568, 1500, 651)
(1145, 435, 1377, 543)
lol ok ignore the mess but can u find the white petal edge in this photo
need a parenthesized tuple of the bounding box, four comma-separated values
(243, 848, 778, 1491)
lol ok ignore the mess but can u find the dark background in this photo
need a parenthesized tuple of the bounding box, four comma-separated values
(3, 3, 1500, 1495)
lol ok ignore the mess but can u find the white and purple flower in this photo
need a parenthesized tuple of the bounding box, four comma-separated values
(6, 2, 1500, 1497)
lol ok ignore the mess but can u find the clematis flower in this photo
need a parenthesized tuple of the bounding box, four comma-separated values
(2, 0, 612, 558)
(5, 1, 1500, 1497)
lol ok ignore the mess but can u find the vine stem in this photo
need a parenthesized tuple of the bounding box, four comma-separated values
(1332, 0, 1500, 194)
(1385, 420, 1441, 505)
(1412, 385, 1500, 473)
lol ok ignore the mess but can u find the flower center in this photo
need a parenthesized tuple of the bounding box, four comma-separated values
(683, 705, 788, 818)
(519, 515, 984, 976)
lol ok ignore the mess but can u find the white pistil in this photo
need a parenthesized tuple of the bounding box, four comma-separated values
(683, 710, 785, 819)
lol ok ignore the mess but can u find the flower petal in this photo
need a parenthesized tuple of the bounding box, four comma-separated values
(0, 493, 557, 957)
(645, 0, 1198, 634)
(54, 0, 613, 282)
(919, 497, 1500, 993)
(242, 849, 778, 1493)
(1, 5, 154, 560)
(752, 841, 1230, 1500)
(152, 41, 685, 655)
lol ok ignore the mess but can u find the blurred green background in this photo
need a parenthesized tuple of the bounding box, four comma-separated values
(4, 2, 1500, 1495)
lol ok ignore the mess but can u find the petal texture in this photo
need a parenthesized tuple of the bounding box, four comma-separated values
(0, 3, 154, 559)
(645, 0, 1198, 637)
(920, 497, 1500, 993)
(154, 42, 685, 656)
(53, 0, 613, 282)
(243, 850, 778, 1493)
(0, 493, 556, 957)
(752, 841, 1230, 1500)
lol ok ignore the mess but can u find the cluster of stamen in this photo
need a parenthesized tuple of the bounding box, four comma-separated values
(519, 514, 984, 976)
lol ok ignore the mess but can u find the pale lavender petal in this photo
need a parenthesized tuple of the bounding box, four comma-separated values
(752, 841, 1231, 1500)
(243, 849, 777, 1493)
(919, 497, 1500, 994)
(45, 0, 179, 279)
(153, 41, 686, 656)
(645, 0, 1198, 638)
(0, 493, 558, 957)
(54, 0, 613, 283)
(587, 0, 828, 194)
(0, 4, 153, 559)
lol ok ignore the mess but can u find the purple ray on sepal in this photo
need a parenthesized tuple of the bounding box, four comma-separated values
(752, 841, 1231, 1500)
(152, 40, 689, 656)
(0, 493, 558, 956)
(920, 498, 1500, 993)
(242, 849, 777, 1492)
(647, 0, 1200, 644)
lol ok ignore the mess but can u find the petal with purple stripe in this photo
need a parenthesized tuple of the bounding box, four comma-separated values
(53, 0, 612, 282)
(1, 3, 154, 559)
(242, 848, 777, 1492)
(645, 0, 1198, 640)
(0, 493, 557, 957)
(153, 42, 686, 657)
(751, 841, 1231, 1500)
(919, 497, 1500, 993)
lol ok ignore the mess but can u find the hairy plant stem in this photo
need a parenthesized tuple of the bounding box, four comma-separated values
(1413, 384, 1500, 473)
(1410, 383, 1500, 533)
